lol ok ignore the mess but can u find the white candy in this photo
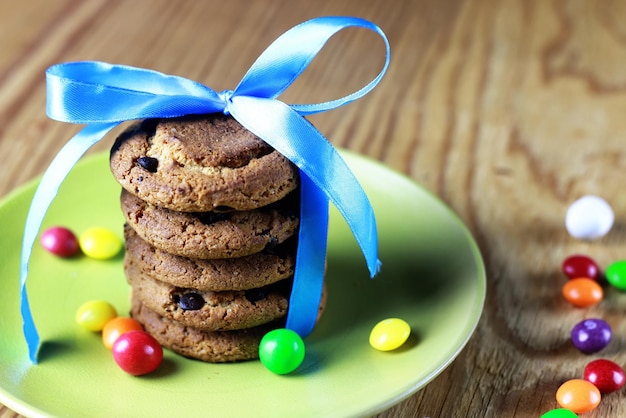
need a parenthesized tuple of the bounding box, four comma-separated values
(565, 195, 614, 240)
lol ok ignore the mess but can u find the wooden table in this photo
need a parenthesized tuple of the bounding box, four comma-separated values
(2, 0, 626, 416)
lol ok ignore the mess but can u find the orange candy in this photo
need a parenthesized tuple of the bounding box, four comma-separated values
(556, 379, 601, 414)
(102, 317, 144, 349)
(561, 278, 603, 308)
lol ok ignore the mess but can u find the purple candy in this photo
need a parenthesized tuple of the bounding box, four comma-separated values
(571, 318, 612, 354)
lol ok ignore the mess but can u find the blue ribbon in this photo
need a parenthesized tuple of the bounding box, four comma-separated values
(21, 16, 388, 363)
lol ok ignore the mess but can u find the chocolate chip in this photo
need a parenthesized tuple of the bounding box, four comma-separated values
(262, 236, 279, 254)
(245, 288, 267, 303)
(176, 292, 205, 310)
(136, 156, 158, 172)
(196, 211, 231, 225)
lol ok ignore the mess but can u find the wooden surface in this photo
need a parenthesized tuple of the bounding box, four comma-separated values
(2, 0, 626, 416)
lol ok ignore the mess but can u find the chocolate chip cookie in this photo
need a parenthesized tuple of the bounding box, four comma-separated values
(124, 224, 295, 291)
(130, 294, 280, 362)
(110, 114, 299, 212)
(125, 260, 291, 331)
(121, 189, 299, 259)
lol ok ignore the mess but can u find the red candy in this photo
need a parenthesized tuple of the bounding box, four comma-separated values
(112, 330, 163, 376)
(584, 359, 625, 394)
(562, 254, 600, 281)
(40, 226, 80, 257)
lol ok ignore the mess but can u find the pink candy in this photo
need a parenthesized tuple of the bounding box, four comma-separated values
(40, 226, 80, 257)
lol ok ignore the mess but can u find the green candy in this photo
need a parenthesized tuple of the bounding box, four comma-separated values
(606, 260, 626, 290)
(259, 329, 305, 375)
(540, 408, 577, 418)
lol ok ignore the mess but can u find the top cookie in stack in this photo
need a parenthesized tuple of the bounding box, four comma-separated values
(109, 114, 301, 362)
(110, 114, 299, 213)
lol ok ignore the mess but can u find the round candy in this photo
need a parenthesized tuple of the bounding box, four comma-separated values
(40, 226, 80, 257)
(75, 300, 117, 331)
(540, 408, 578, 418)
(561, 278, 603, 308)
(584, 359, 625, 394)
(258, 329, 305, 375)
(605, 260, 626, 291)
(102, 317, 144, 350)
(565, 195, 613, 240)
(571, 318, 611, 354)
(112, 330, 163, 375)
(369, 318, 411, 351)
(556, 379, 601, 414)
(562, 254, 600, 281)
(78, 227, 122, 260)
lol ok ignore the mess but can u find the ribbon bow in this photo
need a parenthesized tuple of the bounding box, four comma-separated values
(21, 16, 388, 363)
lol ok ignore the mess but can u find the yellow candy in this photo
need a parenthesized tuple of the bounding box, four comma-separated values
(76, 300, 117, 331)
(79, 227, 122, 259)
(369, 318, 411, 351)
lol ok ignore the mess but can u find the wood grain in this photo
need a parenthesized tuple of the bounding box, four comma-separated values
(2, 0, 626, 416)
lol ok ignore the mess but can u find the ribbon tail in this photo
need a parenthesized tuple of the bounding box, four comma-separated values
(229, 96, 381, 278)
(20, 122, 117, 362)
(286, 172, 329, 337)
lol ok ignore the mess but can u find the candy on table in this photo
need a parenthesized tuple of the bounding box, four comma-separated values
(75, 300, 118, 332)
(40, 226, 80, 257)
(102, 317, 144, 350)
(583, 359, 625, 394)
(605, 260, 626, 291)
(258, 328, 305, 375)
(556, 378, 601, 414)
(112, 330, 163, 376)
(540, 408, 578, 418)
(555, 207, 623, 415)
(78, 226, 123, 260)
(565, 195, 614, 240)
(369, 318, 411, 351)
(570, 318, 612, 354)
(561, 278, 603, 308)
(561, 254, 600, 281)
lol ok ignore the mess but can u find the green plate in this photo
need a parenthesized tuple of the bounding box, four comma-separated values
(0, 151, 485, 418)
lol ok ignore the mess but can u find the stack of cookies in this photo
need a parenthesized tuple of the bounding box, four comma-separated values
(109, 114, 302, 362)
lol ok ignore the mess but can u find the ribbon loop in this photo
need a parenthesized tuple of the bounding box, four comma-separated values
(46, 62, 227, 123)
(22, 16, 389, 363)
(233, 16, 390, 116)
